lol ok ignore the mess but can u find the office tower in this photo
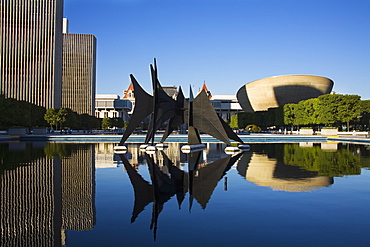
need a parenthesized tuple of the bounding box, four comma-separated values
(62, 20, 97, 115)
(0, 0, 64, 108)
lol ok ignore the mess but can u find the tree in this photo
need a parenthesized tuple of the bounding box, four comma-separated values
(358, 100, 370, 130)
(284, 104, 296, 129)
(123, 121, 129, 129)
(56, 108, 68, 129)
(63, 108, 79, 129)
(295, 98, 319, 126)
(267, 107, 284, 127)
(111, 117, 124, 128)
(102, 117, 112, 130)
(79, 114, 100, 130)
(245, 124, 261, 133)
(234, 112, 254, 129)
(317, 94, 361, 129)
(44, 108, 58, 129)
(338, 95, 361, 130)
(229, 114, 239, 129)
(0, 95, 46, 129)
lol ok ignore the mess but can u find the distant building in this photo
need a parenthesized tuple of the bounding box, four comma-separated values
(237, 75, 334, 112)
(198, 81, 242, 120)
(0, 0, 64, 108)
(211, 95, 243, 121)
(162, 86, 178, 99)
(198, 81, 212, 99)
(62, 19, 97, 115)
(95, 94, 132, 120)
(123, 83, 135, 114)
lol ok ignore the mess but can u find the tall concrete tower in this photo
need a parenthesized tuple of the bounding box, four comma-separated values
(62, 19, 97, 115)
(0, 0, 64, 109)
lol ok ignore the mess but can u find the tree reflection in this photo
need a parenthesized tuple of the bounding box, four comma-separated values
(283, 143, 370, 177)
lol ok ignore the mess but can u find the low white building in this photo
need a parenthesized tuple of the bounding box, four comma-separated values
(95, 94, 132, 120)
(211, 95, 243, 120)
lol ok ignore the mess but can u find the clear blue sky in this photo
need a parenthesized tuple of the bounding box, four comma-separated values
(64, 0, 370, 100)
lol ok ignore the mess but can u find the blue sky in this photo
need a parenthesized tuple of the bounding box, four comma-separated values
(64, 0, 370, 100)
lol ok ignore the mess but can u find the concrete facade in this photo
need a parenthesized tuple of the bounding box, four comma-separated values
(95, 94, 132, 120)
(0, 0, 64, 109)
(211, 95, 243, 120)
(237, 75, 334, 112)
(62, 33, 97, 115)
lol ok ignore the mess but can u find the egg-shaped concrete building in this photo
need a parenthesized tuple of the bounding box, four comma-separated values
(237, 75, 334, 112)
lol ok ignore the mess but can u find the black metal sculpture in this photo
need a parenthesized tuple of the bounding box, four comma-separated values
(118, 74, 153, 146)
(116, 58, 248, 153)
(145, 60, 182, 145)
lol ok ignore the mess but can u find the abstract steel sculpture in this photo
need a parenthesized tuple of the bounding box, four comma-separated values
(115, 59, 248, 153)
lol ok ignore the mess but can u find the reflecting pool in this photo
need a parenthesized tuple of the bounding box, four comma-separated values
(1, 141, 370, 246)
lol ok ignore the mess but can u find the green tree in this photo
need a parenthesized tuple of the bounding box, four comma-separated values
(44, 108, 59, 129)
(295, 98, 319, 126)
(123, 121, 129, 129)
(317, 94, 361, 129)
(0, 95, 46, 129)
(361, 100, 370, 112)
(102, 117, 112, 130)
(358, 100, 370, 130)
(284, 103, 296, 129)
(111, 117, 124, 128)
(56, 108, 68, 129)
(338, 95, 361, 130)
(63, 108, 79, 129)
(283, 144, 364, 177)
(233, 112, 254, 129)
(78, 114, 100, 130)
(266, 107, 284, 127)
(229, 114, 239, 129)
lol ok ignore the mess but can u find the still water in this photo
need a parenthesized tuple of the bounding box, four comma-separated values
(1, 141, 370, 247)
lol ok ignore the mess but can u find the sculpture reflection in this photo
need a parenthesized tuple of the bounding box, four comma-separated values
(119, 149, 244, 240)
(120, 141, 370, 240)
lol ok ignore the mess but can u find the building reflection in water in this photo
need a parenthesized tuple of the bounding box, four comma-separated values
(238, 153, 334, 192)
(119, 142, 370, 239)
(0, 142, 96, 247)
(2, 141, 368, 245)
(61, 144, 96, 244)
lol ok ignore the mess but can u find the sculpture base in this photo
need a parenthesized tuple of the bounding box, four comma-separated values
(145, 145, 157, 154)
(181, 144, 206, 153)
(224, 146, 240, 154)
(238, 144, 250, 151)
(156, 143, 168, 150)
(113, 145, 127, 154)
(139, 144, 149, 151)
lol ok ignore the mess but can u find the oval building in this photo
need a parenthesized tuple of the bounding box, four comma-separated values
(237, 75, 334, 112)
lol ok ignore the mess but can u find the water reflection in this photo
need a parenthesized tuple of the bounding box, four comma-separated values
(0, 142, 95, 247)
(119, 148, 244, 240)
(240, 153, 334, 191)
(1, 141, 370, 245)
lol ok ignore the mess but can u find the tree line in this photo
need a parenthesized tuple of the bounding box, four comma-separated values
(0, 95, 100, 130)
(44, 108, 100, 131)
(229, 94, 370, 131)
